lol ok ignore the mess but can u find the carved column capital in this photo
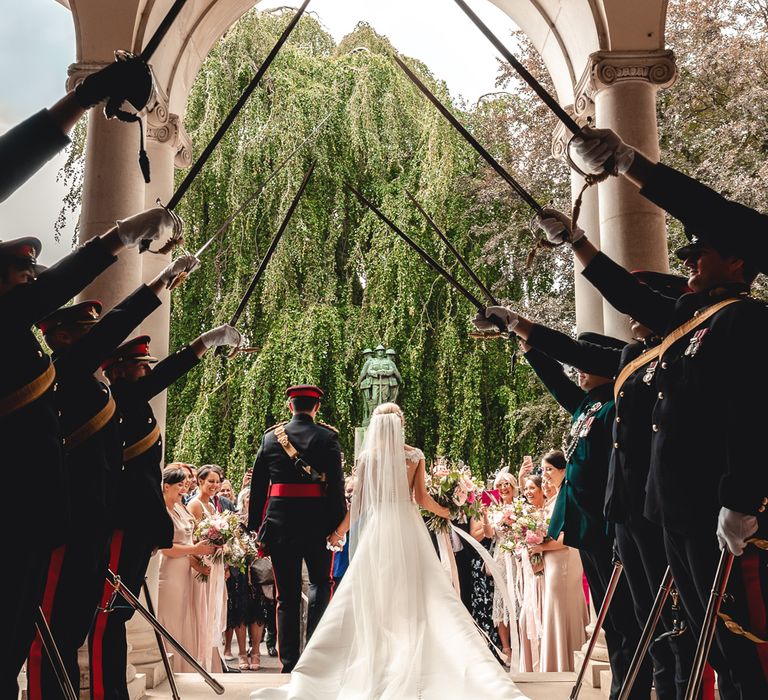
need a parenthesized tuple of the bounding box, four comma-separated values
(585, 50, 677, 96)
(66, 61, 110, 92)
(145, 90, 193, 169)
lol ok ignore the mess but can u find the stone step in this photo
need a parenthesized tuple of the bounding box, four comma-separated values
(146, 671, 605, 699)
(573, 650, 611, 688)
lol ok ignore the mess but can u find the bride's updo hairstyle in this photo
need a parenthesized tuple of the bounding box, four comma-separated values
(372, 402, 404, 422)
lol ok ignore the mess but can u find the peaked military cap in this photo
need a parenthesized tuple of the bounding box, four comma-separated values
(285, 385, 324, 400)
(37, 300, 102, 335)
(0, 236, 45, 274)
(101, 335, 158, 371)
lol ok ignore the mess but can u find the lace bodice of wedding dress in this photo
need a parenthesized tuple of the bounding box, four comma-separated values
(251, 415, 527, 700)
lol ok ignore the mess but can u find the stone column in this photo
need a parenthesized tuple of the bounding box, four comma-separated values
(140, 96, 193, 440)
(125, 95, 193, 688)
(68, 63, 147, 310)
(553, 105, 604, 333)
(581, 51, 677, 340)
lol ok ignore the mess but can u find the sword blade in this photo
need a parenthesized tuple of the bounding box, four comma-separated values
(347, 185, 485, 310)
(140, 0, 191, 62)
(166, 0, 312, 212)
(404, 189, 498, 305)
(392, 53, 542, 213)
(193, 112, 331, 260)
(452, 0, 581, 135)
(226, 160, 316, 332)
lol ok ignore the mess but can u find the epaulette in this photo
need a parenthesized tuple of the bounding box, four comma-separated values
(317, 421, 338, 434)
(265, 420, 288, 434)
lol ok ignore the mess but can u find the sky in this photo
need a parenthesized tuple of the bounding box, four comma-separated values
(0, 0, 521, 265)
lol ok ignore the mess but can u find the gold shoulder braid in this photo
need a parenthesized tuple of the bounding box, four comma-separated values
(317, 421, 338, 433)
(265, 420, 288, 434)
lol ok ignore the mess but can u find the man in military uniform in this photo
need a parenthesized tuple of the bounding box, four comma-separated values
(474, 271, 696, 700)
(26, 254, 196, 699)
(0, 209, 175, 696)
(248, 385, 346, 673)
(496, 327, 638, 700)
(536, 129, 768, 697)
(92, 325, 240, 699)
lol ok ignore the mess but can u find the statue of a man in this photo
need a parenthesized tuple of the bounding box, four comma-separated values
(357, 348, 374, 426)
(362, 346, 402, 424)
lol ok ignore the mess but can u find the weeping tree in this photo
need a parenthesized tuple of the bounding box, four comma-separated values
(163, 11, 574, 486)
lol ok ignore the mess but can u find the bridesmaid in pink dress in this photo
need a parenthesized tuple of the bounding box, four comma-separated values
(531, 450, 588, 672)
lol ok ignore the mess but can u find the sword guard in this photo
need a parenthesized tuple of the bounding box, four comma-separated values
(140, 199, 184, 255)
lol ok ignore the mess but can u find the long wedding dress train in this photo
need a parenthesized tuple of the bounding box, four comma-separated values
(251, 413, 527, 700)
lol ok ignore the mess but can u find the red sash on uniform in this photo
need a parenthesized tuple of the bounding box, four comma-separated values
(269, 483, 324, 498)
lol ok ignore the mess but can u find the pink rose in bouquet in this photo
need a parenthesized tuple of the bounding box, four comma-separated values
(422, 458, 484, 533)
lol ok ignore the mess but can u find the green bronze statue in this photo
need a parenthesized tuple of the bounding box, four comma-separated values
(358, 344, 402, 426)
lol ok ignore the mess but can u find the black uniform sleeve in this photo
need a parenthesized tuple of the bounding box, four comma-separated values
(524, 347, 586, 416)
(323, 430, 346, 532)
(639, 162, 733, 228)
(127, 345, 200, 403)
(56, 285, 161, 376)
(1, 237, 116, 328)
(582, 252, 676, 334)
(718, 303, 768, 515)
(248, 440, 270, 533)
(0, 109, 71, 203)
(527, 323, 622, 378)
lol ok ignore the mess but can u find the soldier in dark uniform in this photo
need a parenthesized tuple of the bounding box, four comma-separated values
(1, 54, 152, 202)
(536, 131, 768, 697)
(0, 210, 174, 696)
(91, 325, 240, 699)
(479, 320, 637, 699)
(474, 269, 695, 700)
(247, 385, 346, 673)
(26, 254, 196, 699)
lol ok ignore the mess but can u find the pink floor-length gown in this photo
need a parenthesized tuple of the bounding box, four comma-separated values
(158, 503, 202, 672)
(539, 494, 588, 671)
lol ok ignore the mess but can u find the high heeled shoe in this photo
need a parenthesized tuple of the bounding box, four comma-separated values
(238, 654, 250, 671)
(249, 647, 261, 671)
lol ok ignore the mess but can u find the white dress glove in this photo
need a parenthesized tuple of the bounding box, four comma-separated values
(158, 254, 200, 289)
(200, 324, 242, 350)
(115, 207, 181, 248)
(717, 507, 758, 556)
(571, 126, 635, 175)
(536, 207, 584, 246)
(471, 306, 519, 333)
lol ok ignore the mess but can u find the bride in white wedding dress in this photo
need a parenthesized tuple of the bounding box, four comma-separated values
(251, 403, 528, 700)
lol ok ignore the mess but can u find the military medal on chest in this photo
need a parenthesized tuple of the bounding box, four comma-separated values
(563, 401, 603, 460)
(643, 361, 658, 385)
(684, 328, 708, 357)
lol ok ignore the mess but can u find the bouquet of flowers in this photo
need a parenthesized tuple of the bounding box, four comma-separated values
(421, 457, 484, 533)
(492, 497, 550, 575)
(193, 510, 259, 580)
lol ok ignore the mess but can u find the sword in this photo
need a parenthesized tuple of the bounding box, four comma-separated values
(218, 160, 316, 355)
(140, 0, 313, 253)
(168, 113, 331, 290)
(450, 0, 614, 176)
(348, 185, 510, 337)
(684, 549, 734, 700)
(392, 53, 542, 214)
(34, 607, 78, 700)
(404, 189, 498, 305)
(570, 555, 624, 700)
(105, 569, 225, 694)
(142, 580, 180, 700)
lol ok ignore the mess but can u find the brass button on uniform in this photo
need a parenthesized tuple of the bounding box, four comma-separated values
(614, 442, 620, 449)
(619, 391, 625, 398)
(661, 362, 668, 369)
(616, 416, 621, 424)
(759, 506, 766, 513)
(658, 392, 664, 400)
(652, 424, 659, 432)
(762, 497, 768, 506)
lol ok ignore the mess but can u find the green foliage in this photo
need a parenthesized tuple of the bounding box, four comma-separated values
(166, 11, 569, 486)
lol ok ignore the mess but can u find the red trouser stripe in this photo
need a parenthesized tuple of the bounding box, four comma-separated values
(740, 549, 768, 681)
(702, 664, 716, 700)
(91, 530, 124, 700)
(27, 545, 67, 700)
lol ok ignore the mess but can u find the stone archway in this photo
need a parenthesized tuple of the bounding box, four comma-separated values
(53, 0, 678, 690)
